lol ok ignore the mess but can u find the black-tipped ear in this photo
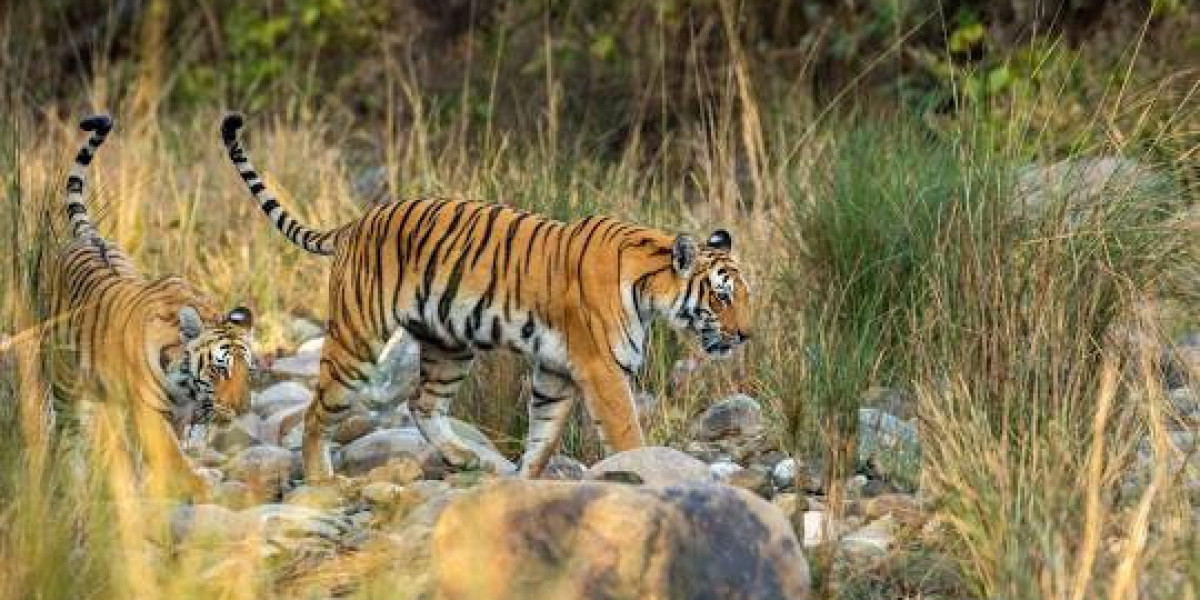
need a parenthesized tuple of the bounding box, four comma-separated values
(80, 114, 114, 135)
(706, 229, 732, 251)
(178, 306, 205, 343)
(225, 306, 253, 328)
(220, 112, 245, 145)
(672, 235, 697, 276)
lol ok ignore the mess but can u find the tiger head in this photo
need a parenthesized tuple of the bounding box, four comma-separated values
(171, 305, 255, 426)
(663, 229, 751, 358)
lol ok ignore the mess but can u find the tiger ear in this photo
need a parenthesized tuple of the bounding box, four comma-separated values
(178, 306, 205, 343)
(706, 229, 732, 251)
(225, 306, 254, 330)
(672, 235, 697, 277)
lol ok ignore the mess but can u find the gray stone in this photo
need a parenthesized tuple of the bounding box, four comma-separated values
(253, 381, 312, 418)
(1016, 157, 1180, 226)
(839, 515, 896, 559)
(285, 485, 346, 510)
(342, 428, 429, 476)
(772, 458, 797, 491)
(585, 446, 715, 487)
(170, 503, 247, 544)
(225, 445, 294, 495)
(288, 318, 325, 345)
(709, 459, 744, 481)
(541, 455, 587, 481)
(333, 412, 377, 444)
(357, 333, 420, 410)
(691, 393, 764, 442)
(269, 350, 322, 379)
(430, 480, 810, 600)
(260, 403, 306, 448)
(366, 455, 425, 486)
(857, 408, 920, 490)
(209, 417, 259, 453)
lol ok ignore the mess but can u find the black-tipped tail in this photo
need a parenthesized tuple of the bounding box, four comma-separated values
(65, 114, 115, 238)
(80, 114, 114, 134)
(219, 112, 337, 256)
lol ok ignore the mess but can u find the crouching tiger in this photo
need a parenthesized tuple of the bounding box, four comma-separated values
(221, 113, 750, 480)
(40, 114, 255, 498)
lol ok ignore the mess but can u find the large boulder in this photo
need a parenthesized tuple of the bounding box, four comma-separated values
(1015, 157, 1179, 225)
(585, 446, 714, 486)
(430, 480, 810, 600)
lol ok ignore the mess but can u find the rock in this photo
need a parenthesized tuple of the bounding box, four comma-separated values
(209, 417, 259, 453)
(212, 480, 254, 509)
(244, 504, 354, 559)
(334, 412, 377, 444)
(585, 447, 714, 487)
(801, 510, 841, 548)
(449, 418, 498, 451)
(726, 468, 774, 499)
(225, 445, 294, 496)
(430, 480, 810, 600)
(366, 455, 425, 486)
(1016, 157, 1179, 225)
(286, 485, 345, 510)
(170, 503, 247, 544)
(296, 336, 325, 354)
(1163, 333, 1200, 390)
(772, 458, 797, 491)
(709, 459, 744, 481)
(270, 350, 321, 379)
(858, 493, 925, 527)
(342, 428, 429, 476)
(357, 333, 420, 410)
(352, 165, 388, 201)
(772, 492, 799, 518)
(840, 515, 896, 559)
(190, 447, 228, 468)
(857, 408, 920, 490)
(1168, 387, 1199, 416)
(862, 478, 901, 497)
(691, 393, 764, 442)
(845, 474, 870, 498)
(260, 403, 306, 448)
(861, 386, 915, 421)
(288, 318, 325, 345)
(541, 455, 587, 481)
(253, 381, 312, 418)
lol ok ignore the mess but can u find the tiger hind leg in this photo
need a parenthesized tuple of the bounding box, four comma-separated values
(409, 344, 481, 470)
(517, 365, 578, 477)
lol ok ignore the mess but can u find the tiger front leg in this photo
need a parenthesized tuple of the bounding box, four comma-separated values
(409, 345, 481, 471)
(130, 401, 212, 501)
(575, 360, 645, 456)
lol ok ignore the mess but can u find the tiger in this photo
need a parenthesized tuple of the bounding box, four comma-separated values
(220, 112, 751, 480)
(40, 114, 255, 497)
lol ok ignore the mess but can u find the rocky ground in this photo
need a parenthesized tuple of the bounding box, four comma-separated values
(173, 317, 1200, 599)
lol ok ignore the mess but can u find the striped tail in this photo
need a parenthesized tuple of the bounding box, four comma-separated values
(65, 114, 113, 239)
(220, 113, 338, 256)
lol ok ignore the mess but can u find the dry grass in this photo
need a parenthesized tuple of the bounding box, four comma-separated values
(2, 7, 1198, 599)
